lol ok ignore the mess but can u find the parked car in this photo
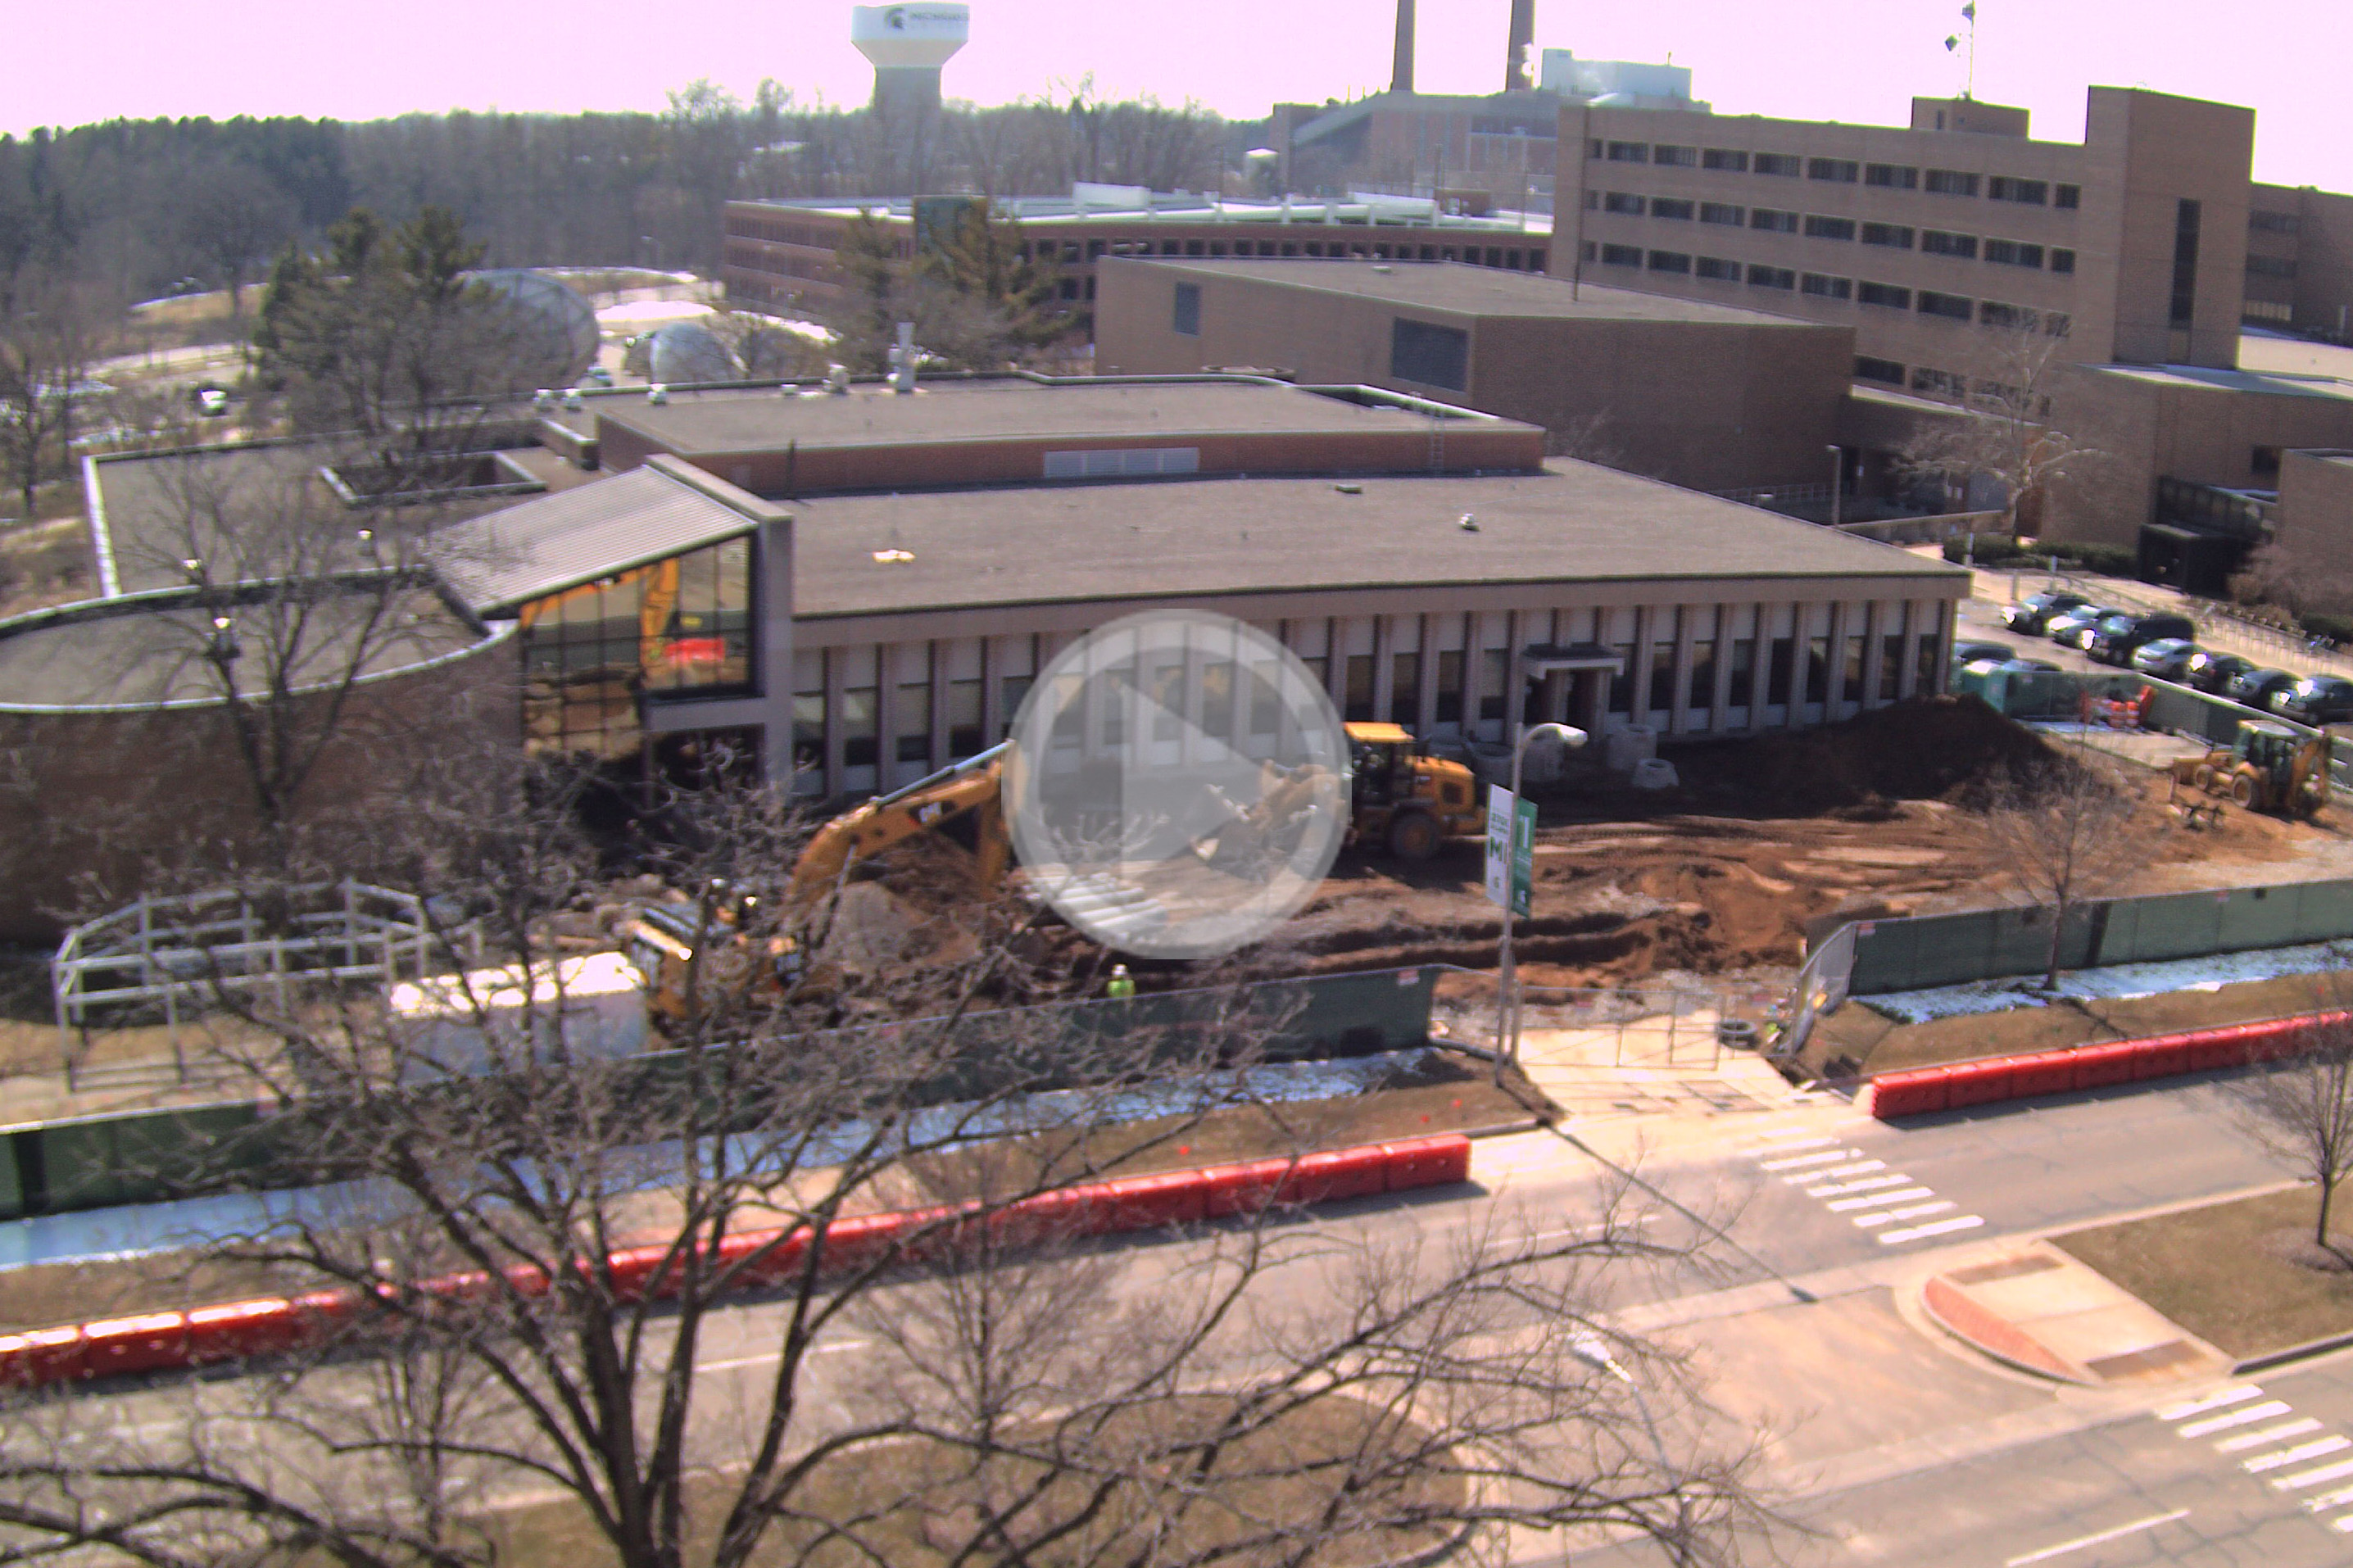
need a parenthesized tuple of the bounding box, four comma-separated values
(2129, 638, 2201, 680)
(1952, 640, 2014, 667)
(2002, 591, 2089, 635)
(581, 365, 614, 387)
(2045, 605, 2122, 646)
(2271, 675, 2353, 726)
(1994, 657, 2061, 673)
(2185, 651, 2258, 694)
(2088, 612, 2197, 665)
(194, 387, 229, 418)
(2227, 666, 2300, 710)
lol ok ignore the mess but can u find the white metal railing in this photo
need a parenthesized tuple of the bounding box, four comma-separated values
(52, 881, 454, 1077)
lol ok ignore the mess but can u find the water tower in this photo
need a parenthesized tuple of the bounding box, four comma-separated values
(851, 4, 970, 123)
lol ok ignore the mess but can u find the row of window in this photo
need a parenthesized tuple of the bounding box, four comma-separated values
(1855, 356, 2058, 406)
(1589, 243, 2070, 332)
(1589, 142, 2080, 206)
(2251, 211, 2302, 236)
(2246, 255, 2300, 279)
(1011, 234, 1546, 271)
(1588, 193, 2078, 272)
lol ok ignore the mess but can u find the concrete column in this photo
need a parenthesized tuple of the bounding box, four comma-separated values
(753, 518, 796, 783)
(1417, 614, 1444, 733)
(1710, 605, 1737, 730)
(1669, 605, 1698, 735)
(1824, 603, 1852, 715)
(1630, 605, 1658, 727)
(822, 647, 846, 795)
(928, 638, 950, 768)
(1503, 610, 1526, 737)
(1371, 615, 1397, 722)
(980, 636, 1001, 744)
(1744, 603, 1770, 735)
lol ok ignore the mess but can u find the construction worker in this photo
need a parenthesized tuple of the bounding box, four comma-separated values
(1105, 963, 1136, 999)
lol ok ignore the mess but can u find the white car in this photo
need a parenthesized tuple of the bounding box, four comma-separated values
(196, 388, 229, 418)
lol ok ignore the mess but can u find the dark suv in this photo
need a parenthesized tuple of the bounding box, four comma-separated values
(2273, 676, 2353, 726)
(2002, 591, 2088, 635)
(2087, 612, 2197, 665)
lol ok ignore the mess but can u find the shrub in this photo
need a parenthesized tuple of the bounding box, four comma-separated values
(1945, 536, 2136, 577)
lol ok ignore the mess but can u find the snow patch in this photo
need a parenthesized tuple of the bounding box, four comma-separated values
(1862, 940, 2353, 1024)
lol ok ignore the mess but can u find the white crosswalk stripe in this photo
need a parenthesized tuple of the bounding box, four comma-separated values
(2162, 1386, 2266, 1421)
(2217, 1418, 2322, 1452)
(1879, 1214, 1988, 1244)
(1804, 1160, 1887, 1180)
(2179, 1401, 2296, 1438)
(1825, 1187, 1938, 1212)
(1746, 1139, 1988, 1244)
(2244, 1437, 2349, 1472)
(1759, 1149, 1852, 1171)
(1807, 1174, 1917, 1198)
(2272, 1457, 2353, 1491)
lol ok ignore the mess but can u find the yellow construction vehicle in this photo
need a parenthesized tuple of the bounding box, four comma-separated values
(786, 744, 1013, 905)
(2169, 720, 2332, 818)
(1344, 722, 1484, 859)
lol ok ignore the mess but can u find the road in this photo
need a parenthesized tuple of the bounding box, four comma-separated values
(25, 1071, 2315, 1568)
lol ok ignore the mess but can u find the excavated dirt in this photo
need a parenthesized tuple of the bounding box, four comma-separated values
(811, 699, 2330, 1001)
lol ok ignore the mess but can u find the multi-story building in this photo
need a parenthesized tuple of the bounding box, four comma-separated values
(1557, 88, 2268, 390)
(721, 188, 1553, 320)
(2244, 185, 2353, 338)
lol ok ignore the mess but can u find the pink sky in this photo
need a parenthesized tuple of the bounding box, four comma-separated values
(15, 0, 2351, 191)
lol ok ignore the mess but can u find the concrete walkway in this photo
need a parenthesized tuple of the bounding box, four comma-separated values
(1922, 1240, 2229, 1386)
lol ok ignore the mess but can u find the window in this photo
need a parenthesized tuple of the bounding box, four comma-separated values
(895, 682, 932, 764)
(839, 687, 878, 769)
(1918, 289, 1973, 320)
(1766, 637, 1794, 705)
(1648, 249, 1693, 273)
(1390, 318, 1469, 391)
(1754, 152, 1801, 176)
(2246, 300, 2294, 324)
(2170, 198, 2201, 329)
(1344, 655, 1374, 723)
(1802, 273, 1852, 299)
(1603, 191, 1644, 214)
(1648, 642, 1675, 714)
(1653, 144, 1698, 167)
(1747, 264, 1795, 290)
(1390, 652, 1421, 729)
(948, 679, 983, 756)
(1979, 301, 2040, 330)
(1984, 238, 2045, 268)
(1808, 157, 1860, 183)
(1861, 222, 1915, 248)
(1699, 202, 1744, 225)
(1920, 229, 1978, 258)
(1695, 256, 1739, 280)
(1171, 281, 1200, 336)
(1607, 141, 1649, 161)
(1589, 138, 1605, 160)
(2247, 256, 2300, 279)
(1988, 176, 2048, 204)
(1607, 646, 1634, 713)
(1750, 207, 1798, 233)
(1650, 197, 1695, 220)
(1911, 367, 1965, 397)
(1857, 280, 1911, 309)
(1479, 650, 1507, 722)
(2251, 210, 2302, 235)
(1702, 148, 1749, 172)
(2254, 445, 2283, 477)
(2049, 248, 2075, 274)
(1599, 242, 1643, 267)
(1866, 163, 1920, 189)
(1855, 355, 1906, 385)
(1924, 168, 1980, 197)
(2055, 183, 2081, 209)
(1729, 638, 1757, 705)
(1688, 640, 1717, 709)
(1803, 215, 1857, 241)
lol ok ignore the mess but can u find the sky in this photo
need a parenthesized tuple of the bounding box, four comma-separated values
(12, 0, 2352, 191)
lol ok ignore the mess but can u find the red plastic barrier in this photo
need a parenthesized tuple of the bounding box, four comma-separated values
(1378, 1135, 1475, 1193)
(2186, 1028, 2248, 1072)
(1280, 1146, 1391, 1205)
(0, 1325, 91, 1385)
(1867, 1068, 1951, 1118)
(2130, 1034, 2197, 1081)
(2069, 1042, 2141, 1090)
(810, 1212, 912, 1274)
(1200, 1158, 1290, 1220)
(185, 1299, 310, 1362)
(1095, 1171, 1209, 1228)
(1941, 1060, 2019, 1110)
(81, 1313, 192, 1380)
(2003, 1052, 2079, 1100)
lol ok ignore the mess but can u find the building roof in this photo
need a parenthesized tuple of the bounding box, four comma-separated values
(787, 461, 1966, 623)
(434, 459, 780, 614)
(2090, 363, 2353, 401)
(593, 377, 1521, 459)
(735, 192, 1551, 235)
(1122, 259, 1821, 327)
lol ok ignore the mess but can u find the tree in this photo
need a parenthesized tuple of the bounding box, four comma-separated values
(0, 777, 1770, 1568)
(2231, 1014, 2353, 1253)
(1970, 738, 2167, 989)
(0, 268, 117, 519)
(821, 206, 1068, 376)
(174, 158, 300, 319)
(1896, 318, 2101, 537)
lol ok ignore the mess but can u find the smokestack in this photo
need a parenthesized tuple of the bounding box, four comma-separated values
(1391, 0, 1415, 93)
(1504, 0, 1535, 91)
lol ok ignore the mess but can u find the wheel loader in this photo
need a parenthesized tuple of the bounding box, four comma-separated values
(2169, 720, 2332, 818)
(1342, 722, 1485, 860)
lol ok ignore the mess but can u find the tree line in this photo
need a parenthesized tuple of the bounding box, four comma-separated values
(0, 81, 1247, 311)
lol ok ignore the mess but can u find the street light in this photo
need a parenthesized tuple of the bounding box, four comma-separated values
(1826, 443, 1844, 529)
(1498, 719, 1587, 1069)
(1569, 1329, 1690, 1561)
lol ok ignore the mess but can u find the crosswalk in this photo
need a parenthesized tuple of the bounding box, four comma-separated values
(2160, 1383, 2353, 1533)
(1748, 1131, 1987, 1245)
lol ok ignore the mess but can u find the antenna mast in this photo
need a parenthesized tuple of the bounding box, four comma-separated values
(1943, 2, 1979, 99)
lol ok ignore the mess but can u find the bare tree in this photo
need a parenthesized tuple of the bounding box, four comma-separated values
(1972, 739, 2167, 989)
(1896, 319, 2101, 537)
(0, 777, 1770, 1568)
(2231, 1012, 2353, 1253)
(0, 269, 119, 519)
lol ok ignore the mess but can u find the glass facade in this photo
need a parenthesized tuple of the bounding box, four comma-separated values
(519, 537, 753, 761)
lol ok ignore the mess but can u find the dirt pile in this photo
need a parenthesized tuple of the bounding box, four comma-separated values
(1671, 696, 2055, 813)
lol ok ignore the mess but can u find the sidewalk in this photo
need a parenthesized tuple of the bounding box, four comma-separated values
(1921, 1240, 2229, 1386)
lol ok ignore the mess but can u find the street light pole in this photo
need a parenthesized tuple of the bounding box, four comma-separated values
(1571, 1330, 1690, 1561)
(1498, 719, 1587, 1071)
(1827, 443, 1844, 529)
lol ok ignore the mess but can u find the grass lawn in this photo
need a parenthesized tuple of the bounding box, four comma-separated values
(2053, 1183, 2353, 1359)
(480, 1394, 1463, 1568)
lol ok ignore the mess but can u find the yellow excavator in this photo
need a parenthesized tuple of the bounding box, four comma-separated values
(1343, 722, 1485, 859)
(2169, 720, 2332, 818)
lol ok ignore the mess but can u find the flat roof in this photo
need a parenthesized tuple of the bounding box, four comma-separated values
(736, 193, 1549, 234)
(1118, 259, 1823, 327)
(595, 378, 1525, 459)
(787, 461, 1966, 622)
(2090, 362, 2353, 401)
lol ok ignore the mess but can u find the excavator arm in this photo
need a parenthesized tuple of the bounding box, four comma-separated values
(789, 743, 1013, 904)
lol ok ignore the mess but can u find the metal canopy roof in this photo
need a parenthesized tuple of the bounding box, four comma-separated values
(436, 460, 777, 615)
